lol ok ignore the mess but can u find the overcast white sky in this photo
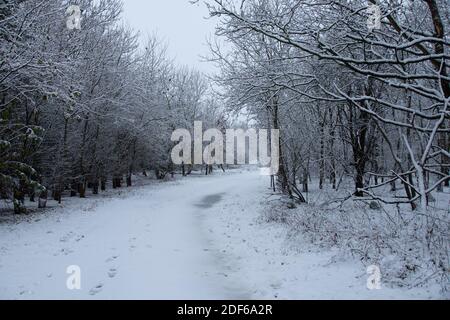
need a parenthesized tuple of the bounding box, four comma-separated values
(121, 0, 218, 74)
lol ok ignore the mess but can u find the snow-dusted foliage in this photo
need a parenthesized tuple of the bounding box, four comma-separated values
(0, 0, 448, 298)
(205, 0, 449, 290)
(0, 0, 223, 213)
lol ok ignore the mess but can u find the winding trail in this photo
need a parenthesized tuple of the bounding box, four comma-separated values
(0, 170, 262, 299)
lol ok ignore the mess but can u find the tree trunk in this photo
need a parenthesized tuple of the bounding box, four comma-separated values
(302, 166, 309, 193)
(272, 96, 293, 197)
(319, 114, 326, 190)
(352, 109, 370, 197)
(29, 189, 35, 202)
(78, 182, 86, 198)
(53, 186, 62, 203)
(70, 181, 77, 197)
(13, 188, 25, 214)
(92, 180, 99, 195)
(329, 111, 337, 189)
(355, 163, 365, 197)
(38, 190, 48, 209)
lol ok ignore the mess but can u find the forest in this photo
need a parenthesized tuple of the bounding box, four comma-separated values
(203, 0, 450, 290)
(1, 0, 227, 214)
(0, 0, 449, 297)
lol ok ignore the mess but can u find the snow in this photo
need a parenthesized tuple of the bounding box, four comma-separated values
(0, 169, 445, 299)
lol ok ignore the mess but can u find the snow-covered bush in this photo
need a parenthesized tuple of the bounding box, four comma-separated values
(263, 192, 449, 291)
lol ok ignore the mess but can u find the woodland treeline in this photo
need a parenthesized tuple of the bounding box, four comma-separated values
(1, 0, 449, 289)
(204, 0, 449, 287)
(0, 0, 224, 213)
(205, 0, 449, 210)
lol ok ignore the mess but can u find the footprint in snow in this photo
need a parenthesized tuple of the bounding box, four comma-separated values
(59, 232, 74, 242)
(106, 255, 119, 263)
(108, 268, 118, 278)
(89, 283, 104, 296)
(19, 290, 34, 296)
(54, 248, 74, 256)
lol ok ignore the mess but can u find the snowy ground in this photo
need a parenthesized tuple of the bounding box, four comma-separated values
(0, 169, 444, 299)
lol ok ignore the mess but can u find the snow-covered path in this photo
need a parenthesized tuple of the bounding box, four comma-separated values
(0, 171, 258, 299)
(0, 170, 442, 299)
